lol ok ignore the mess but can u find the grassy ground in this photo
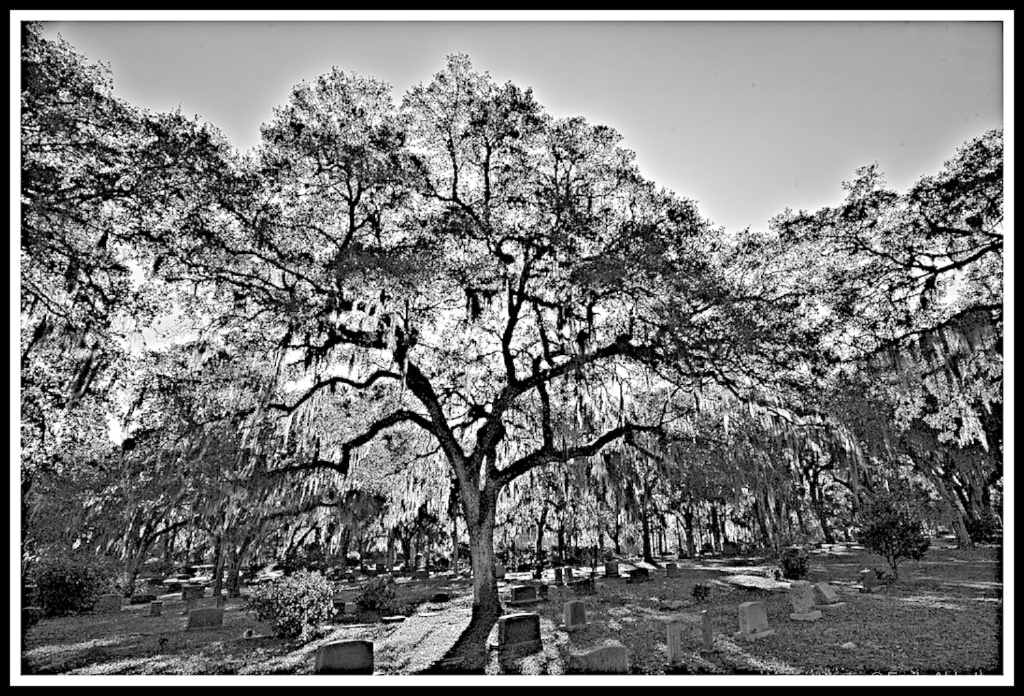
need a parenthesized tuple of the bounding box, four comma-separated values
(21, 542, 1003, 676)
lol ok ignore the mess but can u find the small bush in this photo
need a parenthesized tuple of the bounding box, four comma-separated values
(246, 570, 335, 639)
(33, 555, 119, 617)
(764, 565, 784, 581)
(965, 509, 1002, 544)
(857, 489, 931, 581)
(691, 582, 711, 601)
(780, 546, 810, 580)
(357, 575, 399, 614)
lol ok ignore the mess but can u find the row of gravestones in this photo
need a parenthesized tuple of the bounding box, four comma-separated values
(735, 581, 849, 641)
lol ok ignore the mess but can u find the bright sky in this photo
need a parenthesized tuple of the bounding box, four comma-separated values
(32, 12, 1007, 235)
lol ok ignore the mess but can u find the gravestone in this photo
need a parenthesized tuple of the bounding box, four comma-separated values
(569, 577, 596, 596)
(149, 601, 163, 617)
(375, 563, 386, 575)
(814, 582, 846, 609)
(496, 613, 542, 652)
(314, 640, 374, 674)
(666, 563, 679, 578)
(215, 595, 228, 609)
(495, 563, 506, 580)
(430, 592, 450, 603)
(666, 622, 685, 666)
(414, 570, 431, 581)
(789, 581, 822, 621)
(129, 593, 158, 605)
(181, 585, 204, 601)
(507, 585, 541, 605)
(94, 594, 123, 613)
(183, 597, 198, 614)
(734, 601, 775, 641)
(701, 609, 713, 650)
(332, 597, 347, 612)
(722, 541, 740, 557)
(859, 569, 880, 593)
(554, 568, 563, 584)
(627, 568, 650, 583)
(564, 601, 588, 631)
(568, 643, 629, 674)
(564, 567, 574, 581)
(605, 561, 620, 578)
(345, 602, 359, 615)
(185, 606, 224, 631)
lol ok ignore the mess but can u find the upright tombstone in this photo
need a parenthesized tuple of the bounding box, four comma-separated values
(508, 585, 542, 605)
(563, 601, 588, 631)
(495, 563, 506, 580)
(375, 563, 386, 575)
(569, 577, 596, 596)
(734, 601, 775, 641)
(314, 640, 374, 675)
(182, 585, 204, 602)
(701, 609, 714, 650)
(554, 567, 564, 584)
(666, 621, 685, 666)
(859, 569, 880, 593)
(215, 594, 228, 609)
(814, 582, 847, 609)
(789, 581, 823, 621)
(496, 613, 542, 653)
(627, 567, 650, 583)
(183, 597, 198, 614)
(568, 643, 629, 674)
(666, 563, 679, 578)
(414, 569, 430, 581)
(93, 594, 123, 613)
(564, 567, 574, 582)
(604, 561, 620, 578)
(185, 606, 224, 631)
(149, 601, 163, 617)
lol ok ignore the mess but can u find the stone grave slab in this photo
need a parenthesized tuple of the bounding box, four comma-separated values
(568, 643, 629, 674)
(701, 609, 713, 650)
(605, 561, 620, 578)
(627, 567, 650, 583)
(569, 577, 596, 596)
(314, 640, 374, 674)
(186, 606, 224, 631)
(181, 585, 205, 601)
(734, 601, 775, 641)
(859, 569, 881, 593)
(666, 622, 684, 666)
(94, 594, 123, 613)
(814, 582, 846, 609)
(506, 584, 543, 606)
(789, 580, 823, 621)
(494, 613, 542, 653)
(666, 563, 679, 578)
(563, 601, 588, 631)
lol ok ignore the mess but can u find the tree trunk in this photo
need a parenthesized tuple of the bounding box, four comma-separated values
(443, 487, 501, 669)
(451, 515, 460, 574)
(682, 505, 696, 558)
(709, 503, 722, 553)
(535, 503, 549, 568)
(211, 532, 226, 596)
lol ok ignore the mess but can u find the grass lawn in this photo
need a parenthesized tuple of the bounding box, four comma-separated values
(20, 542, 1003, 677)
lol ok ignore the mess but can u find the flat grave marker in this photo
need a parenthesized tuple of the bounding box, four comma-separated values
(314, 640, 374, 675)
(568, 643, 629, 674)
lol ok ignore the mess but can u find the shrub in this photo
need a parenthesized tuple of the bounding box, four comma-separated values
(357, 575, 399, 614)
(779, 546, 810, 580)
(33, 554, 120, 617)
(691, 582, 711, 601)
(857, 490, 931, 581)
(965, 509, 1002, 544)
(246, 570, 335, 639)
(764, 565, 784, 581)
